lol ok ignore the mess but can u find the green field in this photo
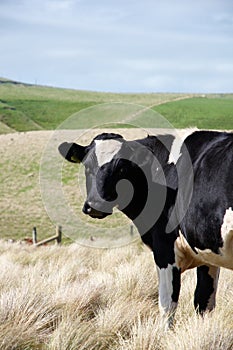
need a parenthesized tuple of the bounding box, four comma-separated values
(0, 78, 184, 132)
(155, 96, 233, 130)
(1, 78, 233, 133)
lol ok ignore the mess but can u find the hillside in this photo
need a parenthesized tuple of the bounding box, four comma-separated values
(1, 77, 233, 133)
(0, 77, 185, 133)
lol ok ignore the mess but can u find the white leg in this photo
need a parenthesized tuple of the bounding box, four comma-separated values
(157, 263, 180, 330)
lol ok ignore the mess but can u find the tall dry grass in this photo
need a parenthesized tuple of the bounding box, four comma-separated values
(0, 241, 232, 350)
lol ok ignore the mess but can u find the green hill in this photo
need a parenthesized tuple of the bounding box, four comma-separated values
(155, 96, 233, 130)
(0, 77, 233, 133)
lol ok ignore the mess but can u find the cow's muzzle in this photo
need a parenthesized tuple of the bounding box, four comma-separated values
(82, 201, 112, 219)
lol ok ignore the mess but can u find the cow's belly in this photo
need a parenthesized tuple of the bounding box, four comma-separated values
(176, 208, 233, 272)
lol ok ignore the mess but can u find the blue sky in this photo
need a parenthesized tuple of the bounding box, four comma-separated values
(0, 0, 233, 92)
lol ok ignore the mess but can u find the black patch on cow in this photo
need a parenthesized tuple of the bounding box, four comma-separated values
(180, 132, 233, 253)
(93, 133, 123, 141)
(181, 130, 224, 164)
(194, 265, 214, 314)
(150, 214, 178, 269)
(172, 266, 181, 303)
(136, 134, 175, 166)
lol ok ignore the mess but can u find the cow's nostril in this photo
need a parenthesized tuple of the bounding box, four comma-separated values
(82, 201, 111, 219)
(82, 202, 91, 215)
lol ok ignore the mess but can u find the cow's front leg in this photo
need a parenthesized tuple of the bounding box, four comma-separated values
(194, 265, 220, 314)
(156, 263, 181, 330)
(152, 230, 181, 330)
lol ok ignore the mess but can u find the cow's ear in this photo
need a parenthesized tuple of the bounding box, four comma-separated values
(58, 142, 86, 163)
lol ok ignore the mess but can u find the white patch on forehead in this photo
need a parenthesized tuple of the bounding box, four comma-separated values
(168, 128, 198, 164)
(95, 139, 123, 167)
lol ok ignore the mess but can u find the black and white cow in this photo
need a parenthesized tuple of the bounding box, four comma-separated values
(58, 130, 233, 328)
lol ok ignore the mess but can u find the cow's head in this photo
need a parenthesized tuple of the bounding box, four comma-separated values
(58, 133, 154, 220)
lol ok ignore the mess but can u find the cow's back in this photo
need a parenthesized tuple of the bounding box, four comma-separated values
(181, 130, 225, 164)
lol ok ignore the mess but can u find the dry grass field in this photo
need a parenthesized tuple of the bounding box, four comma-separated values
(0, 241, 232, 350)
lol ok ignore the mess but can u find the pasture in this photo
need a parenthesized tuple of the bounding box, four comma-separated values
(0, 78, 186, 133)
(0, 79, 233, 349)
(1, 78, 233, 133)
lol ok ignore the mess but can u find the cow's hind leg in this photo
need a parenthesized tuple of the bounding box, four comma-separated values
(194, 265, 220, 314)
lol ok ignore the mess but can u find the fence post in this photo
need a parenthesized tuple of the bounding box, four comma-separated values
(56, 226, 62, 244)
(32, 227, 37, 244)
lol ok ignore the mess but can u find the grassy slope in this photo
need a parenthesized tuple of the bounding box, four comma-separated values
(0, 241, 232, 350)
(0, 132, 53, 241)
(0, 78, 187, 132)
(1, 78, 233, 132)
(155, 97, 233, 130)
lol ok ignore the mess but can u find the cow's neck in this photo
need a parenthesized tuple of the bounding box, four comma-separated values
(120, 166, 148, 223)
(121, 173, 177, 237)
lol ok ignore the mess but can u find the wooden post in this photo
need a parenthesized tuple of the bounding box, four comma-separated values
(56, 225, 62, 244)
(32, 227, 37, 244)
(33, 226, 62, 247)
